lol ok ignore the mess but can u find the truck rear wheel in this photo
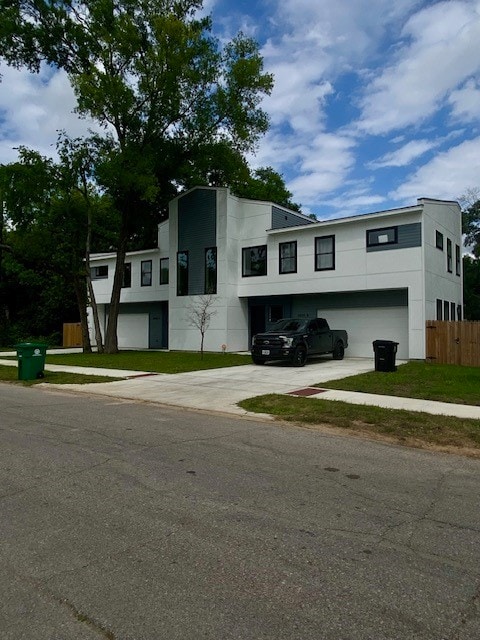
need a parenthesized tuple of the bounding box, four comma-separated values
(291, 346, 307, 367)
(332, 342, 345, 360)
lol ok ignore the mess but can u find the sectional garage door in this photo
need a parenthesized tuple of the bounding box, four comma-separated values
(318, 307, 409, 359)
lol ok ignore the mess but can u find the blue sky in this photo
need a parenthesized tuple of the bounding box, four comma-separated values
(1, 0, 479, 219)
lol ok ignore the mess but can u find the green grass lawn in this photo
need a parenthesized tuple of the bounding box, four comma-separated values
(38, 350, 251, 374)
(239, 394, 480, 456)
(320, 361, 480, 406)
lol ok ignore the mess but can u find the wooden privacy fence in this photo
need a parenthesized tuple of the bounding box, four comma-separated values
(63, 322, 82, 348)
(426, 321, 480, 366)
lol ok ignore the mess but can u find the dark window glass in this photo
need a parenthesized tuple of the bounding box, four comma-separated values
(366, 226, 398, 247)
(457, 304, 462, 320)
(455, 244, 461, 276)
(435, 230, 444, 250)
(451, 302, 456, 320)
(205, 247, 217, 294)
(436, 299, 442, 320)
(279, 241, 297, 274)
(447, 239, 452, 273)
(177, 251, 188, 296)
(242, 245, 267, 277)
(122, 262, 131, 288)
(91, 265, 108, 279)
(269, 305, 283, 322)
(160, 258, 169, 285)
(315, 235, 335, 271)
(444, 300, 449, 320)
(141, 260, 152, 286)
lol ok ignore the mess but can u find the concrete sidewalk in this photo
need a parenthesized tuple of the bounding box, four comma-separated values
(1, 353, 478, 420)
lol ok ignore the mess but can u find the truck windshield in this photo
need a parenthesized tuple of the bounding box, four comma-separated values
(269, 319, 307, 332)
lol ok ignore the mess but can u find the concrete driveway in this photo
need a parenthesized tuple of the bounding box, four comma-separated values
(51, 357, 377, 415)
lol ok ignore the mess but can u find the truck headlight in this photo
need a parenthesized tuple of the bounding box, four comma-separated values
(280, 336, 293, 347)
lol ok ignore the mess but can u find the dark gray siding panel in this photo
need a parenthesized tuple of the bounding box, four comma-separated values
(367, 222, 421, 252)
(272, 206, 313, 229)
(178, 189, 217, 295)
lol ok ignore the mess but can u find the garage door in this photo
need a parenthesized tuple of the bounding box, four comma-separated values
(318, 307, 409, 359)
(116, 313, 149, 349)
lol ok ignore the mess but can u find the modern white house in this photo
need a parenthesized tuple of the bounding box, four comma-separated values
(89, 186, 463, 360)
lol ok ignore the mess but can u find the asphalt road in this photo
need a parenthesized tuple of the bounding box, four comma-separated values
(1, 384, 479, 640)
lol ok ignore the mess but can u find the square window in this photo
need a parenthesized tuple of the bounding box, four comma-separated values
(160, 258, 169, 285)
(242, 245, 267, 277)
(279, 241, 297, 274)
(91, 265, 108, 280)
(315, 235, 335, 271)
(141, 260, 152, 286)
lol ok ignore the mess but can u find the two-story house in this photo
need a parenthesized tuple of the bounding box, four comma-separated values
(89, 187, 463, 360)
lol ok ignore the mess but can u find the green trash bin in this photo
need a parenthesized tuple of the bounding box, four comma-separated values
(15, 342, 48, 380)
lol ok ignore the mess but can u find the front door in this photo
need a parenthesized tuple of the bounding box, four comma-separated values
(250, 305, 266, 342)
(149, 311, 163, 349)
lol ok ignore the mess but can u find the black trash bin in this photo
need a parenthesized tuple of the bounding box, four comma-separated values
(373, 340, 398, 372)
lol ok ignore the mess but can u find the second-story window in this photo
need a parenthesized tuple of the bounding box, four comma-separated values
(242, 245, 267, 277)
(436, 230, 444, 250)
(205, 247, 217, 294)
(91, 265, 108, 279)
(141, 260, 152, 286)
(447, 239, 452, 273)
(160, 258, 169, 285)
(122, 262, 131, 288)
(315, 235, 335, 271)
(367, 226, 398, 247)
(279, 241, 297, 274)
(177, 251, 188, 295)
(455, 244, 461, 276)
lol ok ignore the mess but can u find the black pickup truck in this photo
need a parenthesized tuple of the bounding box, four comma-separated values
(251, 317, 348, 366)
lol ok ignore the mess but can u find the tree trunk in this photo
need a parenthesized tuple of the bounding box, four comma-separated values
(84, 205, 104, 353)
(73, 274, 92, 353)
(104, 219, 128, 354)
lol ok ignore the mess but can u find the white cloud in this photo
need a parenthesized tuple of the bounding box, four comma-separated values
(0, 65, 100, 163)
(449, 78, 480, 121)
(369, 138, 438, 168)
(358, 1, 480, 134)
(390, 137, 480, 201)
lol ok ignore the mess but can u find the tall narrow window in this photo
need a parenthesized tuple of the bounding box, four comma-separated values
(315, 235, 335, 271)
(435, 230, 444, 250)
(242, 245, 267, 277)
(443, 300, 449, 320)
(455, 244, 461, 276)
(205, 247, 217, 294)
(457, 305, 462, 321)
(447, 239, 452, 273)
(160, 258, 169, 285)
(451, 302, 456, 320)
(177, 251, 188, 296)
(141, 260, 152, 286)
(122, 262, 131, 288)
(279, 241, 297, 274)
(436, 299, 442, 320)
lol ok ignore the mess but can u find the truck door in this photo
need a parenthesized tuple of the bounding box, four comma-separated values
(306, 320, 322, 352)
(317, 318, 333, 353)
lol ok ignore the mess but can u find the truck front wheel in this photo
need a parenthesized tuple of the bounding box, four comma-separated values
(332, 342, 345, 360)
(291, 346, 307, 367)
(252, 355, 266, 365)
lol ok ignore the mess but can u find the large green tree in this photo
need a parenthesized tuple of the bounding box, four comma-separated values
(0, 0, 273, 352)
